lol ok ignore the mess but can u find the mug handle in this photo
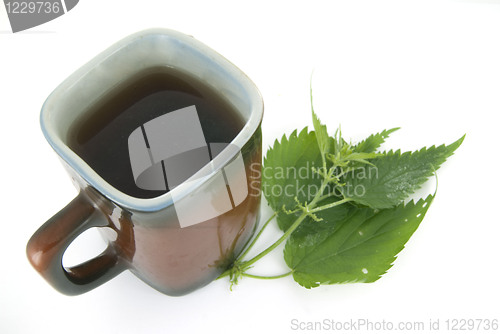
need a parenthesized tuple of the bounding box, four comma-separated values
(26, 192, 127, 295)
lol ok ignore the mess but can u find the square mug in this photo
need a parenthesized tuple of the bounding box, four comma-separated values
(27, 29, 263, 296)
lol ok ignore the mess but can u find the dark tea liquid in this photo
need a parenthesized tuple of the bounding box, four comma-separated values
(68, 67, 244, 199)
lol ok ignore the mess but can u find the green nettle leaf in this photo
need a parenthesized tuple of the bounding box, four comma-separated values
(310, 86, 330, 159)
(262, 128, 324, 231)
(354, 128, 400, 154)
(284, 195, 434, 288)
(312, 110, 330, 158)
(341, 135, 465, 209)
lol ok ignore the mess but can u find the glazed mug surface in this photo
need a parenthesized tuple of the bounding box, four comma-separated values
(27, 29, 263, 296)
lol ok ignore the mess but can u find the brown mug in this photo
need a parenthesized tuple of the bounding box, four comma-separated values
(26, 29, 264, 296)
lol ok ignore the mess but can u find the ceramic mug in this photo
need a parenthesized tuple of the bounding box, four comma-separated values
(26, 29, 263, 296)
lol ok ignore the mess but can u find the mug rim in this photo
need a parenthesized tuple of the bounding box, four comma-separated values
(40, 28, 264, 212)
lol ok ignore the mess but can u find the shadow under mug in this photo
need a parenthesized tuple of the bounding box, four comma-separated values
(27, 29, 264, 296)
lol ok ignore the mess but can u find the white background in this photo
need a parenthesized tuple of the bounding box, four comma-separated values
(1, 1, 499, 333)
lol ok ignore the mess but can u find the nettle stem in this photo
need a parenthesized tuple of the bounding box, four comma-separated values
(239, 177, 332, 270)
(311, 197, 353, 213)
(219, 176, 349, 283)
(243, 211, 308, 268)
(242, 272, 293, 280)
(237, 211, 277, 261)
(217, 212, 306, 280)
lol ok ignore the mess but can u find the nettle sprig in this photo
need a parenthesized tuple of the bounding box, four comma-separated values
(219, 87, 464, 289)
